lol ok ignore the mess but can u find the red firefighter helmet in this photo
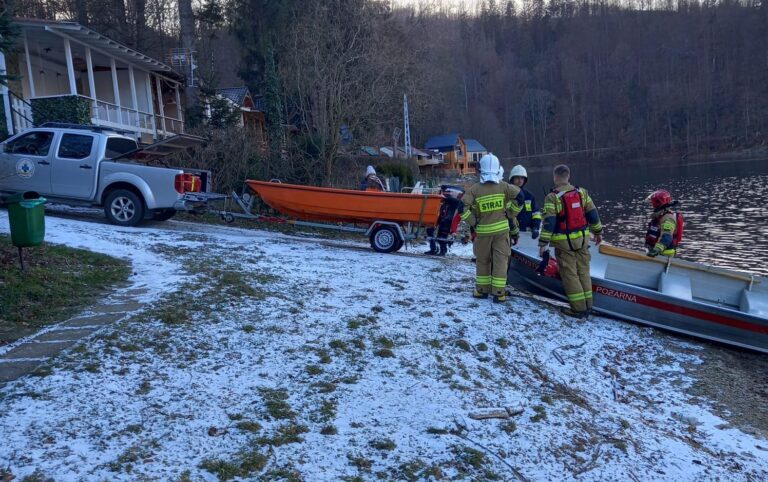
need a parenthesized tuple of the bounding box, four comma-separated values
(648, 190, 673, 210)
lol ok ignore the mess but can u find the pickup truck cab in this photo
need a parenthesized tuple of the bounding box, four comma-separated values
(0, 123, 221, 226)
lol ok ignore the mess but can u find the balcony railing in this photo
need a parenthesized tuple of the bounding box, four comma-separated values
(92, 98, 154, 134)
(154, 115, 184, 136)
(27, 94, 183, 138)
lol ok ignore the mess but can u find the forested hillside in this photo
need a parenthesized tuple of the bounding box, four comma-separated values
(13, 0, 768, 162)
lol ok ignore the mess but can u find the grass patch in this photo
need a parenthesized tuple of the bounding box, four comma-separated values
(347, 454, 373, 472)
(235, 421, 262, 433)
(321, 425, 338, 435)
(369, 438, 396, 451)
(374, 348, 395, 358)
(312, 381, 337, 393)
(376, 336, 395, 349)
(256, 423, 309, 446)
(260, 388, 296, 420)
(329, 339, 348, 352)
(501, 420, 517, 434)
(0, 236, 130, 344)
(531, 405, 548, 422)
(454, 339, 472, 352)
(200, 450, 268, 481)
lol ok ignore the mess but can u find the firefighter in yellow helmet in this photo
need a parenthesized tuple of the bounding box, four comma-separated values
(460, 154, 524, 302)
(538, 164, 603, 318)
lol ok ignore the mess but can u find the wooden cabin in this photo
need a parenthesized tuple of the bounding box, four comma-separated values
(0, 19, 186, 143)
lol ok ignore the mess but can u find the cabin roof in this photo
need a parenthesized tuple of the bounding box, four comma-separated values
(425, 133, 461, 150)
(464, 139, 487, 152)
(15, 18, 180, 79)
(216, 87, 251, 106)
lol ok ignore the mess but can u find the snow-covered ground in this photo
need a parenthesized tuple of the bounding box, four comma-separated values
(0, 212, 766, 481)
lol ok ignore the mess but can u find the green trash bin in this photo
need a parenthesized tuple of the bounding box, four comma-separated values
(5, 191, 47, 248)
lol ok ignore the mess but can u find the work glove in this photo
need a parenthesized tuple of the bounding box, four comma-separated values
(647, 247, 662, 257)
(511, 235, 519, 246)
(531, 229, 540, 240)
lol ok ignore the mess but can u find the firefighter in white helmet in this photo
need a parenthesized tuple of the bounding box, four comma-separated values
(460, 153, 524, 302)
(508, 164, 542, 239)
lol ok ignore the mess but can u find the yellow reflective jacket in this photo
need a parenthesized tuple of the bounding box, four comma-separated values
(460, 181, 523, 237)
(539, 183, 602, 250)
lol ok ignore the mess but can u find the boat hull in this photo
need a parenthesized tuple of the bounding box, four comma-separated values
(246, 180, 442, 225)
(509, 237, 768, 354)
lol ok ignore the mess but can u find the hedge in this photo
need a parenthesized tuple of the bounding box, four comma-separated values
(31, 95, 92, 126)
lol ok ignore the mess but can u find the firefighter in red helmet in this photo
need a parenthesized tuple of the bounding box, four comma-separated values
(645, 189, 684, 257)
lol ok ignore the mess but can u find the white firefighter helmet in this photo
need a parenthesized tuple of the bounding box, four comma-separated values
(509, 164, 528, 185)
(479, 153, 501, 183)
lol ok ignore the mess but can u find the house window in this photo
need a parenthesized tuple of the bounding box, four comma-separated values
(58, 134, 94, 159)
(6, 131, 54, 156)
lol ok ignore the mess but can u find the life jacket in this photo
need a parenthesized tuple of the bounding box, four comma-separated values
(645, 212, 684, 249)
(555, 188, 588, 234)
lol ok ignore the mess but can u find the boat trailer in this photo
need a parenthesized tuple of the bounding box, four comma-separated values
(211, 183, 456, 254)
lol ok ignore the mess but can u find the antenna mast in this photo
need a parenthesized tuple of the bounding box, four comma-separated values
(403, 94, 412, 158)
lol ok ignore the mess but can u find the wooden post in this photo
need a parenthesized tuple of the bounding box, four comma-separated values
(23, 32, 36, 98)
(144, 71, 157, 137)
(155, 75, 166, 134)
(64, 38, 77, 96)
(85, 47, 98, 121)
(110, 58, 122, 125)
(128, 66, 139, 127)
(174, 83, 183, 124)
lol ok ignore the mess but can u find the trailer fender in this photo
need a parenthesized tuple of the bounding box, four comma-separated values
(366, 221, 405, 242)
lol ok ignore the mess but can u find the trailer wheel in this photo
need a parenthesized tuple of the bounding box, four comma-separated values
(222, 213, 235, 224)
(370, 225, 401, 253)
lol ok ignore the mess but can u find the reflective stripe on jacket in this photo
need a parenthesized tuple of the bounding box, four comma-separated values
(461, 181, 523, 237)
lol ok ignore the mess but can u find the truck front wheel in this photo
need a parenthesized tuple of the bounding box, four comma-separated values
(104, 189, 145, 227)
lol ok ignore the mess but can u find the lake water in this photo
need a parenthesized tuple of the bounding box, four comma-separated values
(521, 158, 768, 276)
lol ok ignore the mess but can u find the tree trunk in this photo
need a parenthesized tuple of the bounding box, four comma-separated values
(134, 0, 146, 50)
(75, 0, 88, 24)
(178, 0, 197, 107)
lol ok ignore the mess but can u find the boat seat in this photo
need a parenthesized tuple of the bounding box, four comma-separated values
(658, 272, 693, 301)
(740, 290, 768, 317)
(604, 262, 658, 289)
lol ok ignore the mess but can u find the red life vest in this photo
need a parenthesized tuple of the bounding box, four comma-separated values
(645, 212, 684, 249)
(556, 188, 588, 234)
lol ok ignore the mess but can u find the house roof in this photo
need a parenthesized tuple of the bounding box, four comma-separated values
(15, 18, 181, 80)
(216, 87, 251, 106)
(464, 139, 487, 152)
(359, 146, 380, 156)
(424, 133, 461, 150)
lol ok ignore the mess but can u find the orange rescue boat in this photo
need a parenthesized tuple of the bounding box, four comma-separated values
(245, 180, 442, 225)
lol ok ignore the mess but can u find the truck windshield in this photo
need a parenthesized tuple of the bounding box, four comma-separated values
(105, 138, 139, 159)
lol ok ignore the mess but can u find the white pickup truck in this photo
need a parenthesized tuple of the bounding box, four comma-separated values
(0, 123, 222, 226)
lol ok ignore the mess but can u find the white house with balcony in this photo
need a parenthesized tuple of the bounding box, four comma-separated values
(0, 19, 185, 144)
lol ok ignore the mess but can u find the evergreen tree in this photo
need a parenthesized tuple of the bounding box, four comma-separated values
(0, 0, 19, 86)
(264, 46, 284, 177)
